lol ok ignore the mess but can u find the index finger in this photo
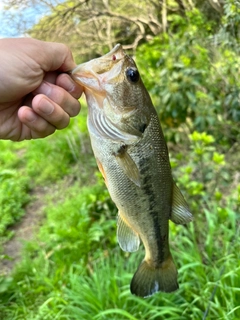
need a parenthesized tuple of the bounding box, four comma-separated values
(32, 39, 76, 72)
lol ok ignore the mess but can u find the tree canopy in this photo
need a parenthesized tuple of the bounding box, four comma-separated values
(2, 0, 240, 141)
(3, 0, 233, 59)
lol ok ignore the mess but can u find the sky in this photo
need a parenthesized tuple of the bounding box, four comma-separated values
(0, 2, 49, 38)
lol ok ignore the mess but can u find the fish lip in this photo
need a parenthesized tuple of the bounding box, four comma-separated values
(97, 43, 123, 60)
(71, 43, 125, 92)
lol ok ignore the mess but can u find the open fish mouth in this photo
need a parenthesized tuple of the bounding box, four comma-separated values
(71, 44, 125, 92)
(71, 43, 143, 144)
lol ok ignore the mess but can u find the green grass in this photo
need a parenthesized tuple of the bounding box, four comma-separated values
(0, 106, 239, 319)
(0, 168, 30, 246)
(0, 179, 239, 319)
(0, 107, 94, 250)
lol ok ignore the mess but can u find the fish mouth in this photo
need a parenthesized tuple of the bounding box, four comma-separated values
(71, 44, 125, 93)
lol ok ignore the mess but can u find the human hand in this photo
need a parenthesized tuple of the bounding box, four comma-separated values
(0, 38, 83, 141)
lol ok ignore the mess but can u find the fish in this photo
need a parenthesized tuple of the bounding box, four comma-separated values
(71, 44, 193, 298)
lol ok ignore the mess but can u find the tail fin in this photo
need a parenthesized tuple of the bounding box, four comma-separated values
(130, 255, 178, 298)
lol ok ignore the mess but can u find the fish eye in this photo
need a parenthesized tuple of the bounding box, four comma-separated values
(126, 68, 139, 83)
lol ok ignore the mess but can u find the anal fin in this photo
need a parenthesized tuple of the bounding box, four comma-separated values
(171, 182, 193, 224)
(117, 213, 140, 252)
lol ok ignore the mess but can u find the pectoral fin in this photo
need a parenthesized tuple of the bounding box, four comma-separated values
(117, 213, 140, 252)
(170, 182, 193, 224)
(114, 147, 141, 187)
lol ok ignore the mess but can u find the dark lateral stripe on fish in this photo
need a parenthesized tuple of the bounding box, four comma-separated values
(139, 165, 149, 175)
(141, 172, 166, 264)
(150, 212, 166, 265)
(142, 176, 156, 206)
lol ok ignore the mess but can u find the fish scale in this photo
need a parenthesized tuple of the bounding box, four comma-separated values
(71, 44, 193, 298)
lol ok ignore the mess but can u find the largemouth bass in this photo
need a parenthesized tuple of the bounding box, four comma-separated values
(71, 44, 192, 298)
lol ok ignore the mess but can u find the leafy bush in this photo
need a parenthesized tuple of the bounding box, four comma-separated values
(0, 129, 239, 319)
(136, 8, 240, 144)
(171, 131, 239, 213)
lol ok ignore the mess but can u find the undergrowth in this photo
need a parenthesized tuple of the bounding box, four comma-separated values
(0, 11, 239, 317)
(0, 124, 239, 319)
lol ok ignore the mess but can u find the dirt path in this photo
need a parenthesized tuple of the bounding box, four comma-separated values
(0, 186, 47, 275)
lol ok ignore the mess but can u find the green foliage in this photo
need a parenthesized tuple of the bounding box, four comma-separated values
(221, 0, 240, 47)
(0, 179, 117, 318)
(0, 169, 30, 244)
(171, 131, 239, 214)
(23, 115, 91, 185)
(0, 112, 93, 252)
(24, 136, 74, 184)
(136, 7, 240, 143)
(0, 125, 239, 319)
(38, 181, 117, 267)
(170, 131, 239, 320)
(0, 176, 239, 319)
(0, 1, 239, 319)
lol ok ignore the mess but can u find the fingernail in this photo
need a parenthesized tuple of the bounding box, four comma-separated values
(40, 99, 54, 115)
